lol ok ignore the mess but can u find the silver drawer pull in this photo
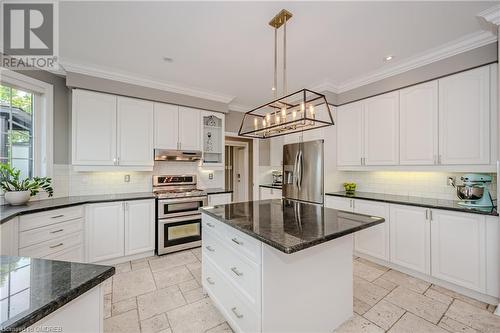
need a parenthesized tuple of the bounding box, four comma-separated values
(231, 238, 243, 245)
(205, 246, 215, 252)
(231, 267, 243, 276)
(51, 214, 64, 219)
(206, 277, 215, 285)
(50, 229, 64, 234)
(231, 307, 244, 319)
(49, 243, 63, 249)
(206, 222, 215, 228)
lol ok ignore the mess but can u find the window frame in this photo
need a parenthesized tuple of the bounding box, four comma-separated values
(0, 68, 54, 178)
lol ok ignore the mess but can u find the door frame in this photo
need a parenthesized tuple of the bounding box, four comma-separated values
(225, 132, 258, 201)
(225, 139, 248, 202)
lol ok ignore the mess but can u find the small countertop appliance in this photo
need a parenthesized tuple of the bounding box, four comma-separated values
(454, 173, 494, 208)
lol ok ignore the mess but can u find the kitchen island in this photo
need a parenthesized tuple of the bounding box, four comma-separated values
(200, 199, 385, 333)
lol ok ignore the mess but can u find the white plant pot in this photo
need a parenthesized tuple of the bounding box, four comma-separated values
(4, 191, 31, 206)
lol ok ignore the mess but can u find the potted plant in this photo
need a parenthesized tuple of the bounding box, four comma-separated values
(0, 163, 53, 205)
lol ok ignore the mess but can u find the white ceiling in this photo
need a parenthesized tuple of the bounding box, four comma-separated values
(59, 1, 497, 108)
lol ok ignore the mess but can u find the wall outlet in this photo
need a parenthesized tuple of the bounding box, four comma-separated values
(447, 176, 456, 186)
(124, 175, 131, 183)
(209, 173, 214, 180)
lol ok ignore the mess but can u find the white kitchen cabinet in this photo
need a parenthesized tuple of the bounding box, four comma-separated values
(389, 204, 430, 274)
(201, 111, 225, 166)
(485, 216, 499, 297)
(0, 217, 19, 256)
(438, 66, 490, 165)
(72, 89, 117, 165)
(430, 209, 486, 292)
(399, 81, 438, 165)
(154, 103, 179, 150)
(117, 97, 154, 166)
(179, 106, 201, 150)
(324, 196, 352, 211)
(124, 200, 155, 256)
(363, 92, 399, 165)
(353, 199, 390, 261)
(259, 187, 282, 200)
(208, 193, 232, 206)
(270, 137, 284, 167)
(336, 102, 363, 166)
(86, 202, 125, 263)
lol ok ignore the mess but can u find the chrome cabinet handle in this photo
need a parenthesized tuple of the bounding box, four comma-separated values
(206, 222, 215, 228)
(231, 238, 243, 245)
(49, 243, 63, 249)
(429, 210, 433, 221)
(425, 209, 429, 220)
(50, 229, 64, 234)
(205, 246, 215, 252)
(206, 277, 215, 285)
(231, 307, 244, 319)
(231, 267, 243, 276)
(51, 214, 64, 219)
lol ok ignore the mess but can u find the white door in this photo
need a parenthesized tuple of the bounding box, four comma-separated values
(438, 66, 490, 164)
(363, 92, 399, 165)
(179, 107, 201, 150)
(154, 103, 179, 149)
(324, 196, 353, 211)
(270, 137, 284, 167)
(353, 200, 390, 261)
(117, 97, 154, 166)
(430, 209, 486, 292)
(72, 90, 117, 165)
(86, 202, 124, 263)
(400, 81, 438, 165)
(389, 205, 430, 274)
(124, 200, 155, 256)
(336, 102, 363, 166)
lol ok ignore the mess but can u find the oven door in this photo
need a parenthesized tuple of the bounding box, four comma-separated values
(157, 197, 207, 219)
(158, 214, 202, 255)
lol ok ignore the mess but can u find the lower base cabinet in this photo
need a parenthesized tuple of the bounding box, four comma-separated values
(208, 193, 232, 206)
(259, 187, 282, 200)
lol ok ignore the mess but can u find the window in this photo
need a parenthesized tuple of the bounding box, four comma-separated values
(0, 84, 34, 178)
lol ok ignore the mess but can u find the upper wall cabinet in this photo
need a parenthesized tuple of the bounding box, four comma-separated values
(438, 66, 490, 165)
(179, 107, 201, 151)
(201, 111, 225, 166)
(154, 103, 179, 150)
(72, 89, 154, 170)
(399, 81, 438, 165)
(337, 102, 363, 166)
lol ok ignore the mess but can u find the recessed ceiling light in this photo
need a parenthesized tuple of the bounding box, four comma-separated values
(162, 56, 174, 63)
(384, 55, 394, 62)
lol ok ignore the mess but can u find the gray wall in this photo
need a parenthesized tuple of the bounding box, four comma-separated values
(66, 72, 229, 113)
(225, 110, 245, 133)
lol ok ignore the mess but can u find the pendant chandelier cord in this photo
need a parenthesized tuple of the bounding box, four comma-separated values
(274, 27, 278, 100)
(283, 16, 287, 97)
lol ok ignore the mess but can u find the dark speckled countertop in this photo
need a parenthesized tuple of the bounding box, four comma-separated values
(0, 255, 114, 332)
(201, 199, 384, 254)
(0, 192, 156, 224)
(325, 191, 498, 216)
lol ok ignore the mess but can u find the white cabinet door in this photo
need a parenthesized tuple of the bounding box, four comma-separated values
(353, 200, 390, 261)
(117, 97, 154, 166)
(154, 103, 179, 149)
(336, 102, 363, 166)
(485, 216, 499, 297)
(86, 202, 124, 263)
(208, 193, 232, 206)
(400, 81, 438, 165)
(438, 66, 490, 165)
(260, 187, 281, 200)
(390, 205, 430, 274)
(72, 90, 117, 165)
(430, 209, 486, 292)
(363, 92, 399, 165)
(124, 200, 155, 256)
(324, 196, 352, 211)
(179, 106, 201, 150)
(270, 137, 284, 167)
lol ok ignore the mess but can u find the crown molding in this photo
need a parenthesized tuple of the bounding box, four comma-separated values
(477, 5, 500, 26)
(228, 103, 252, 113)
(60, 60, 236, 104)
(309, 80, 339, 94)
(335, 30, 497, 93)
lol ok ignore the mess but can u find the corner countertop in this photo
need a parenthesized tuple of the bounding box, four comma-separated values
(0, 192, 156, 224)
(259, 184, 282, 190)
(205, 188, 233, 195)
(325, 191, 498, 216)
(200, 199, 384, 254)
(0, 255, 114, 332)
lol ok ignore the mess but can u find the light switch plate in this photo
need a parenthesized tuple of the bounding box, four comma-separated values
(209, 173, 214, 180)
(124, 175, 131, 182)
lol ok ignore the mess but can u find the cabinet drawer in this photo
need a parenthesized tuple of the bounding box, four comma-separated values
(224, 226, 261, 264)
(19, 218, 84, 249)
(19, 232, 83, 259)
(19, 206, 84, 232)
(202, 229, 226, 264)
(202, 214, 226, 239)
(44, 244, 85, 263)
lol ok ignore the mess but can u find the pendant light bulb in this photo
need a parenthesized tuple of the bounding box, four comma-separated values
(300, 102, 305, 112)
(254, 118, 258, 129)
(281, 107, 286, 119)
(275, 114, 280, 124)
(262, 118, 267, 127)
(292, 110, 297, 120)
(309, 105, 315, 117)
(266, 113, 271, 124)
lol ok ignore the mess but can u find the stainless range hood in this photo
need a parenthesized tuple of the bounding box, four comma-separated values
(154, 149, 202, 162)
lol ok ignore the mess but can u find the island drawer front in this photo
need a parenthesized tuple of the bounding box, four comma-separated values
(202, 215, 227, 239)
(19, 206, 84, 232)
(202, 229, 226, 264)
(19, 232, 83, 259)
(19, 218, 84, 249)
(224, 225, 261, 264)
(202, 254, 260, 333)
(43, 244, 85, 263)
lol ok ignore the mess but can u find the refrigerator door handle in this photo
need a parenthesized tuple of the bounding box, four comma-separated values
(297, 150, 304, 191)
(293, 150, 299, 187)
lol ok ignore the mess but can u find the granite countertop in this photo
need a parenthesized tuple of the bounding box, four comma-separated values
(0, 256, 114, 332)
(325, 191, 498, 216)
(0, 192, 156, 224)
(205, 188, 233, 195)
(259, 184, 282, 189)
(201, 199, 384, 254)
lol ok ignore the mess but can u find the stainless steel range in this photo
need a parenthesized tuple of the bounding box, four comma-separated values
(153, 175, 207, 255)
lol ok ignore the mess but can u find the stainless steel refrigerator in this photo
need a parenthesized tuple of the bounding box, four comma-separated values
(283, 140, 324, 204)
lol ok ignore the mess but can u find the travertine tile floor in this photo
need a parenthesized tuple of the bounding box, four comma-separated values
(102, 248, 500, 333)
